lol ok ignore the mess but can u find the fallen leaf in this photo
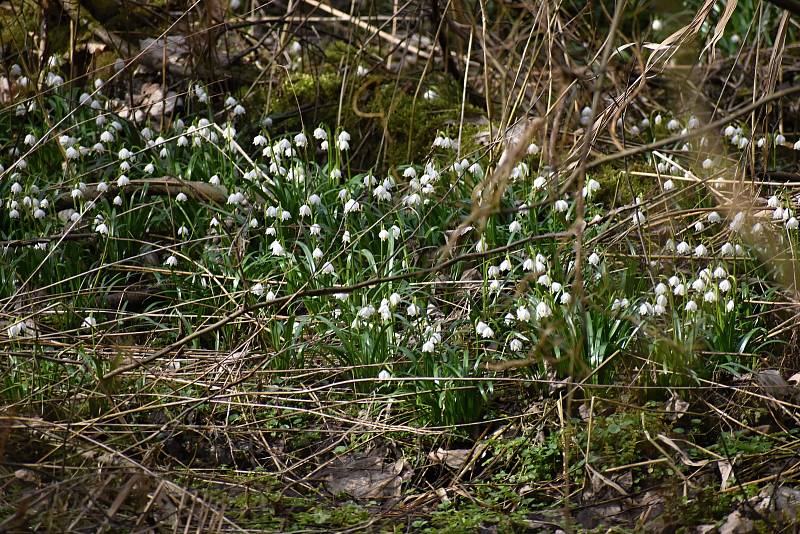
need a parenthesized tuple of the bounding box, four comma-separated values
(719, 510, 752, 534)
(756, 369, 790, 399)
(428, 444, 486, 470)
(321, 449, 411, 500)
(665, 395, 690, 421)
(14, 469, 39, 483)
(718, 459, 734, 491)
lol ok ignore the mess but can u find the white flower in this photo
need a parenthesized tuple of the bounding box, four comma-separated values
(251, 282, 265, 297)
(719, 279, 731, 293)
(729, 211, 746, 232)
(667, 119, 680, 131)
(691, 278, 706, 292)
(95, 223, 109, 235)
(113, 196, 123, 206)
(358, 305, 376, 320)
(342, 230, 351, 243)
(673, 284, 686, 296)
(7, 321, 26, 338)
(391, 225, 401, 239)
(343, 199, 361, 214)
(378, 228, 389, 241)
(403, 193, 421, 207)
(270, 240, 285, 256)
(407, 303, 419, 317)
(588, 252, 600, 266)
(178, 225, 189, 237)
(704, 291, 717, 303)
(378, 369, 391, 381)
(611, 298, 628, 310)
(554, 199, 569, 213)
(685, 300, 698, 312)
(117, 175, 130, 187)
(34, 208, 45, 219)
(652, 18, 663, 31)
(584, 178, 601, 198)
(632, 210, 646, 224)
(509, 338, 524, 352)
(663, 179, 675, 191)
(516, 306, 531, 322)
(535, 301, 552, 320)
(294, 132, 308, 147)
(321, 262, 335, 274)
(82, 316, 97, 329)
(788, 217, 799, 230)
(337, 131, 351, 151)
(175, 192, 188, 203)
(767, 195, 780, 208)
(476, 321, 494, 339)
(702, 158, 713, 169)
(726, 299, 735, 313)
(717, 242, 734, 257)
(675, 241, 689, 255)
(776, 134, 786, 145)
(560, 293, 572, 305)
(378, 299, 392, 321)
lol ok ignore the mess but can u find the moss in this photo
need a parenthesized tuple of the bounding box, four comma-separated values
(189, 474, 373, 531)
(589, 161, 654, 206)
(0, 0, 40, 54)
(260, 41, 486, 170)
(83, 0, 167, 36)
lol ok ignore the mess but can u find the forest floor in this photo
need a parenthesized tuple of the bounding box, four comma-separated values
(3, 0, 800, 532)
